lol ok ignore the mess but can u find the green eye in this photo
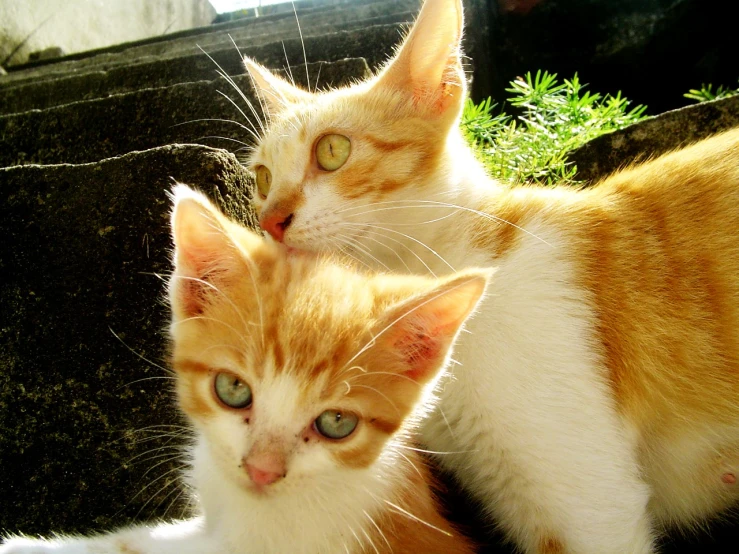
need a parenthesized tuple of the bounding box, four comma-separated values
(314, 410, 358, 440)
(315, 134, 351, 171)
(255, 165, 272, 197)
(214, 372, 252, 409)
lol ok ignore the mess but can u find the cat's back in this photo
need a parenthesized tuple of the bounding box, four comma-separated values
(564, 126, 739, 526)
(467, 127, 739, 527)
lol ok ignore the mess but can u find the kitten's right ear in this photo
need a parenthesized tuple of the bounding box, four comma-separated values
(169, 185, 240, 317)
(243, 56, 312, 117)
(374, 269, 491, 387)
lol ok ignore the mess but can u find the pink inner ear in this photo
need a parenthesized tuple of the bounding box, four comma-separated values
(177, 278, 206, 317)
(393, 323, 444, 383)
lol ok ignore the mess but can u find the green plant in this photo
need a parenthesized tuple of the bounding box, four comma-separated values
(683, 83, 739, 103)
(461, 70, 648, 186)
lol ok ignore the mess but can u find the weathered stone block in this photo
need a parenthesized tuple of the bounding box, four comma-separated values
(0, 145, 255, 536)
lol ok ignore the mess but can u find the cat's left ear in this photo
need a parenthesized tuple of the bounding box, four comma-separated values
(374, 0, 466, 124)
(169, 185, 244, 317)
(374, 269, 491, 386)
(243, 56, 312, 117)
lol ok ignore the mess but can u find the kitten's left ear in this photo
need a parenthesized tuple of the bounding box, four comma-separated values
(375, 269, 491, 386)
(243, 56, 312, 117)
(374, 0, 466, 123)
(169, 185, 243, 317)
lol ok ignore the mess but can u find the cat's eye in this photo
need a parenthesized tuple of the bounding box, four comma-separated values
(314, 410, 358, 440)
(255, 165, 272, 197)
(214, 372, 252, 409)
(315, 134, 351, 171)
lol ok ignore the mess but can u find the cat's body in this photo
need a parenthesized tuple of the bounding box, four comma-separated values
(242, 0, 739, 551)
(0, 186, 485, 554)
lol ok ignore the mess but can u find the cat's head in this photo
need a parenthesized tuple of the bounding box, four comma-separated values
(243, 0, 469, 259)
(168, 184, 488, 496)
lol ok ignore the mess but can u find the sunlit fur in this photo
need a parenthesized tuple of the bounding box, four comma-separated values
(0, 185, 486, 554)
(243, 0, 739, 552)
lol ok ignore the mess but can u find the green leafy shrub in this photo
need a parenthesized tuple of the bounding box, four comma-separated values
(684, 83, 739, 103)
(462, 71, 647, 185)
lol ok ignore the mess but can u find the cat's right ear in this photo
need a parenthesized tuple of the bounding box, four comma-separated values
(169, 184, 240, 317)
(243, 56, 311, 118)
(373, 0, 466, 125)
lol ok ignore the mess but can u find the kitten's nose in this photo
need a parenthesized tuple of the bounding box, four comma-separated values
(246, 463, 284, 486)
(260, 212, 293, 242)
(245, 459, 286, 486)
(243, 450, 286, 487)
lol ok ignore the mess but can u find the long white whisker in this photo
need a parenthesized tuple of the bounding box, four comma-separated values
(341, 199, 551, 246)
(382, 499, 453, 536)
(352, 229, 412, 273)
(344, 222, 455, 273)
(198, 44, 265, 136)
(109, 327, 171, 374)
(335, 232, 391, 272)
(350, 384, 400, 415)
(281, 41, 295, 86)
(214, 89, 261, 141)
(344, 224, 435, 276)
(292, 2, 310, 93)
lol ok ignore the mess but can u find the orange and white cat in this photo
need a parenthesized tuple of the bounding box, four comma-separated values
(242, 0, 739, 551)
(0, 185, 486, 554)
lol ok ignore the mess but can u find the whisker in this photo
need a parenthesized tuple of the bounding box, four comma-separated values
(382, 499, 452, 537)
(109, 327, 171, 375)
(171, 117, 255, 134)
(341, 199, 551, 246)
(395, 444, 479, 456)
(197, 44, 265, 137)
(281, 41, 295, 86)
(343, 224, 435, 276)
(334, 232, 391, 272)
(350, 384, 400, 415)
(344, 222, 454, 273)
(292, 2, 310, 93)
(395, 450, 424, 480)
(214, 90, 261, 141)
(117, 375, 176, 390)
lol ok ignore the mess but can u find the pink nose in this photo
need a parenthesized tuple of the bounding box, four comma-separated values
(260, 213, 293, 242)
(246, 463, 285, 486)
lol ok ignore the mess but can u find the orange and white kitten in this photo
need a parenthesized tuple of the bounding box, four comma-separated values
(0, 185, 486, 554)
(243, 0, 739, 551)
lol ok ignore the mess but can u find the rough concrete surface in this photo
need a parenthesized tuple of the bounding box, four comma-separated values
(0, 15, 406, 113)
(0, 58, 370, 166)
(568, 95, 739, 184)
(0, 145, 255, 536)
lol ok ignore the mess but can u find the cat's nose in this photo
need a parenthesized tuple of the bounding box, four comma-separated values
(245, 461, 286, 486)
(260, 212, 293, 242)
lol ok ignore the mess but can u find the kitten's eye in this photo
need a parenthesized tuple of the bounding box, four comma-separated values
(214, 372, 252, 409)
(315, 134, 351, 171)
(255, 165, 272, 197)
(314, 410, 358, 440)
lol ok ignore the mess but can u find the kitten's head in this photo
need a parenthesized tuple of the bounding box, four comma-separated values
(244, 0, 468, 258)
(168, 184, 488, 496)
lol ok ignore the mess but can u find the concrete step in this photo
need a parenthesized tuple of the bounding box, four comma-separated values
(0, 0, 417, 89)
(567, 95, 739, 184)
(0, 144, 255, 537)
(0, 58, 370, 166)
(0, 21, 406, 116)
(0, 13, 412, 114)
